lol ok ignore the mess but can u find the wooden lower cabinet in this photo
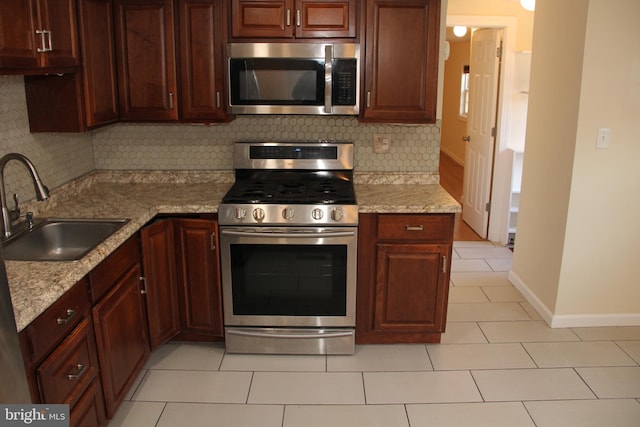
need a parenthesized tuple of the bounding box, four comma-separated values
(90, 236, 149, 419)
(174, 217, 224, 339)
(20, 279, 107, 427)
(140, 219, 181, 349)
(356, 213, 453, 344)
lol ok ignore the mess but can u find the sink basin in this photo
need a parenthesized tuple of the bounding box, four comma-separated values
(2, 218, 129, 261)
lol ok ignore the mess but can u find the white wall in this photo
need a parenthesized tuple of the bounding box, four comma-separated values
(510, 0, 640, 326)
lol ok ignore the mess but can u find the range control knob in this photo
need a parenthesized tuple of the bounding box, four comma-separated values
(311, 208, 324, 221)
(252, 208, 265, 222)
(234, 207, 247, 220)
(282, 207, 295, 220)
(330, 208, 344, 222)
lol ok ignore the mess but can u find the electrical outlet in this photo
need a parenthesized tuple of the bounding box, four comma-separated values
(373, 134, 392, 153)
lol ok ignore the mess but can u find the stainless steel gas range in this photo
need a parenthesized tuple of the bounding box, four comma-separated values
(219, 141, 357, 355)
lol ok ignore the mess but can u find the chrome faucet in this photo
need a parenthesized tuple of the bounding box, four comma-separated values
(0, 153, 49, 238)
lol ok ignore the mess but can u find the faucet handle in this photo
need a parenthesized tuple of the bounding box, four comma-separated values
(9, 193, 20, 221)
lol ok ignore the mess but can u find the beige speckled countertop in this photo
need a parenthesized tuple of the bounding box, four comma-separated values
(7, 171, 459, 332)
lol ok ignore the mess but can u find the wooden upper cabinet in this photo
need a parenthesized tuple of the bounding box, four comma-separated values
(231, 0, 356, 39)
(0, 0, 80, 73)
(178, 0, 229, 121)
(114, 0, 178, 120)
(362, 0, 440, 123)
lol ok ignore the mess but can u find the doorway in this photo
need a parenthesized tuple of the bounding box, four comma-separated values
(440, 15, 520, 245)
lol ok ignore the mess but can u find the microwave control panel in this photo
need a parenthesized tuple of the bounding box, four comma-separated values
(332, 59, 357, 106)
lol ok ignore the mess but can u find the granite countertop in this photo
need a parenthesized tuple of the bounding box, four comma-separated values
(7, 171, 460, 332)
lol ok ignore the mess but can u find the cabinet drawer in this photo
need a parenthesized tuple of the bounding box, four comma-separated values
(377, 214, 453, 241)
(25, 279, 91, 364)
(89, 234, 140, 302)
(37, 317, 99, 405)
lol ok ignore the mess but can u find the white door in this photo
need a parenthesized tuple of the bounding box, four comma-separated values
(462, 28, 502, 238)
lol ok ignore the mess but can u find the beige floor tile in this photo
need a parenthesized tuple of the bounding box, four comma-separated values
(327, 344, 432, 372)
(479, 321, 580, 343)
(283, 404, 409, 427)
(220, 353, 326, 371)
(157, 403, 284, 427)
(144, 342, 225, 371)
(455, 247, 514, 259)
(486, 258, 513, 272)
(248, 372, 364, 404)
(453, 241, 497, 248)
(108, 401, 165, 427)
(617, 341, 640, 364)
(519, 302, 544, 320)
(448, 286, 489, 303)
(481, 286, 524, 302)
(572, 326, 640, 341)
(427, 343, 536, 370)
(123, 369, 147, 401)
(440, 322, 488, 344)
(472, 368, 596, 401)
(525, 399, 640, 427)
(132, 370, 252, 403)
(524, 341, 637, 368)
(451, 259, 492, 272)
(363, 371, 482, 404)
(576, 367, 640, 398)
(450, 271, 511, 287)
(447, 302, 531, 322)
(407, 402, 536, 427)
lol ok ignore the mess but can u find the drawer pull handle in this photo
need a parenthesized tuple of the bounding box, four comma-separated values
(67, 364, 86, 381)
(56, 309, 77, 325)
(405, 225, 424, 231)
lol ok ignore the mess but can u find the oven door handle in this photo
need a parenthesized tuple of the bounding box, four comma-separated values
(221, 230, 356, 238)
(226, 328, 354, 339)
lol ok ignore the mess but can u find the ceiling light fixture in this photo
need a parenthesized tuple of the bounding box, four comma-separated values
(453, 26, 468, 37)
(520, 0, 535, 11)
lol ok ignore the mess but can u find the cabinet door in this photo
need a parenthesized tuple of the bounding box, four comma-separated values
(92, 262, 149, 418)
(295, 0, 356, 38)
(0, 0, 40, 69)
(175, 218, 224, 338)
(37, 0, 80, 68)
(362, 0, 440, 123)
(375, 243, 449, 333)
(78, 0, 119, 128)
(178, 0, 228, 121)
(114, 0, 178, 120)
(231, 0, 294, 38)
(140, 219, 180, 349)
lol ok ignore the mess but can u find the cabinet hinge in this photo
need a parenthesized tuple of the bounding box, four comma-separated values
(491, 127, 497, 137)
(442, 255, 447, 274)
(485, 202, 491, 212)
(497, 45, 503, 59)
(139, 276, 147, 294)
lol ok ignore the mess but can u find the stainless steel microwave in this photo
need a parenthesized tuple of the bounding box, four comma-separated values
(227, 43, 360, 115)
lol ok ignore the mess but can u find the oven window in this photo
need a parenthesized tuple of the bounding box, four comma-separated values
(230, 244, 347, 316)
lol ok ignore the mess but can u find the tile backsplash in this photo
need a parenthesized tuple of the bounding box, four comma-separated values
(1, 75, 441, 201)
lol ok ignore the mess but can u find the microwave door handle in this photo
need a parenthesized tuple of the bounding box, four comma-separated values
(324, 44, 332, 114)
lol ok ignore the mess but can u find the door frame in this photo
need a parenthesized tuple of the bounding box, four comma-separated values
(446, 15, 518, 245)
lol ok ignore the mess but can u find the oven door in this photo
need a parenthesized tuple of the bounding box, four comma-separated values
(220, 226, 357, 329)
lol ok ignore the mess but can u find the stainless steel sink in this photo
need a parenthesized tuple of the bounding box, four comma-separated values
(2, 218, 129, 261)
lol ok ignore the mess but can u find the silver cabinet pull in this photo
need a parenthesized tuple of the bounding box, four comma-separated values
(56, 309, 76, 325)
(45, 30, 53, 51)
(67, 364, 86, 381)
(210, 232, 216, 251)
(216, 91, 221, 108)
(296, 9, 301, 26)
(286, 9, 291, 26)
(169, 92, 174, 109)
(139, 276, 147, 294)
(405, 225, 424, 231)
(442, 255, 448, 273)
(366, 91, 371, 108)
(36, 30, 47, 52)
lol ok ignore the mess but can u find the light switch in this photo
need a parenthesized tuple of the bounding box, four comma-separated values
(596, 128, 610, 150)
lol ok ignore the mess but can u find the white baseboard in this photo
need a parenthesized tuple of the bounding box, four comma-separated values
(440, 147, 465, 166)
(507, 270, 640, 328)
